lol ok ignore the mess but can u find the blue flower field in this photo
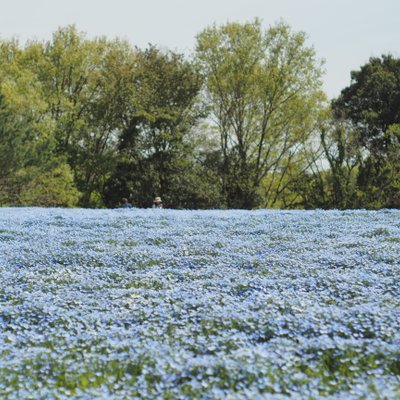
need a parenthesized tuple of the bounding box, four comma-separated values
(0, 207, 399, 399)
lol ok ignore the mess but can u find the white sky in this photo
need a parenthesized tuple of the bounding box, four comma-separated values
(0, 0, 399, 99)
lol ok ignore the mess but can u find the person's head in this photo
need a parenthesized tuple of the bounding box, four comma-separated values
(121, 197, 129, 204)
(153, 196, 162, 205)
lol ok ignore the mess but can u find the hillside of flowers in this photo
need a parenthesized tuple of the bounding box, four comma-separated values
(0, 207, 399, 399)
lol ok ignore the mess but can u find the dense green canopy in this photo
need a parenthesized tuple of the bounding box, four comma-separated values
(0, 24, 398, 209)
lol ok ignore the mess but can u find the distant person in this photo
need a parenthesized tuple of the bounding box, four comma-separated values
(120, 197, 132, 208)
(152, 196, 163, 209)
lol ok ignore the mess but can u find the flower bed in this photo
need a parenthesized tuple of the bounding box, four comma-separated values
(0, 207, 399, 399)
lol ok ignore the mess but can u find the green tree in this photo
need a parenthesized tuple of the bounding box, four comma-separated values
(0, 39, 81, 207)
(107, 46, 205, 208)
(356, 124, 400, 208)
(333, 55, 400, 208)
(196, 19, 325, 208)
(22, 26, 137, 206)
(0, 93, 31, 202)
(333, 55, 400, 151)
(0, 92, 80, 207)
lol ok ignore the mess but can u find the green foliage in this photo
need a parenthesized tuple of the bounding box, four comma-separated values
(315, 118, 360, 208)
(19, 26, 137, 206)
(0, 26, 398, 210)
(333, 55, 400, 151)
(333, 55, 400, 208)
(0, 95, 80, 207)
(196, 19, 325, 208)
(105, 46, 205, 208)
(356, 124, 400, 208)
(13, 163, 81, 207)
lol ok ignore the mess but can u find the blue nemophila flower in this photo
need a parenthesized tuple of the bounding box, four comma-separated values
(0, 207, 399, 399)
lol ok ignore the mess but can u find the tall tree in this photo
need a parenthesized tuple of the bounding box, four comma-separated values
(0, 92, 79, 207)
(333, 55, 400, 208)
(22, 26, 137, 206)
(333, 55, 400, 151)
(107, 46, 204, 208)
(0, 39, 80, 207)
(196, 19, 325, 208)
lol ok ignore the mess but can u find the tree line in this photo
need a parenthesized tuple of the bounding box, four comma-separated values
(0, 21, 398, 209)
